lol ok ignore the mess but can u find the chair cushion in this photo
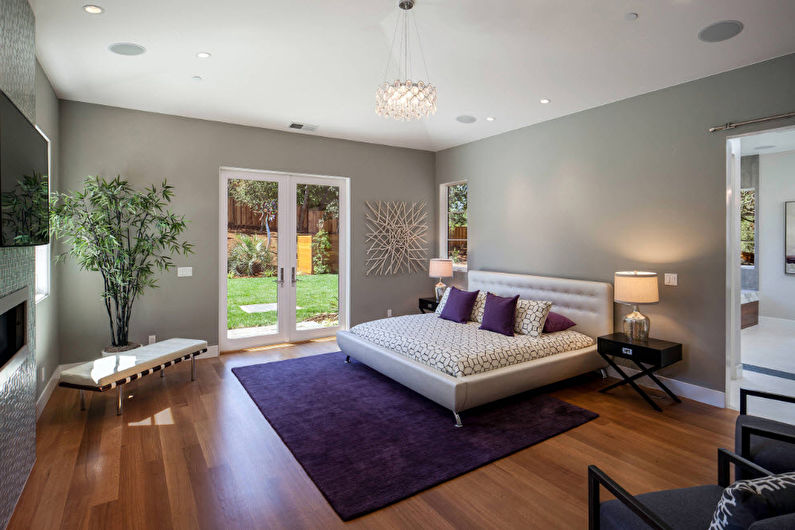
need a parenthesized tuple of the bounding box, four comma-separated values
(600, 485, 724, 529)
(710, 472, 795, 530)
(735, 415, 795, 479)
(59, 338, 207, 388)
(750, 512, 795, 529)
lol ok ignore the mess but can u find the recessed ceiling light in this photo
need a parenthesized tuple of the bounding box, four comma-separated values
(196, 52, 211, 59)
(625, 12, 639, 22)
(539, 98, 551, 104)
(754, 145, 776, 150)
(485, 116, 495, 122)
(698, 20, 744, 43)
(456, 115, 477, 124)
(83, 4, 104, 15)
(192, 75, 203, 81)
(108, 43, 146, 56)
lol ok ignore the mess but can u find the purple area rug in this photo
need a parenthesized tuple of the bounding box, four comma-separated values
(232, 351, 597, 521)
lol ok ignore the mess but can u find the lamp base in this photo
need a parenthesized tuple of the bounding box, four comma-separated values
(434, 280, 447, 302)
(623, 305, 650, 341)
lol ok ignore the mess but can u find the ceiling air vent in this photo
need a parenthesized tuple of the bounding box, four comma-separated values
(288, 122, 318, 132)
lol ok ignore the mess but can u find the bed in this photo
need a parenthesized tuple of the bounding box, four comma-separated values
(336, 271, 614, 426)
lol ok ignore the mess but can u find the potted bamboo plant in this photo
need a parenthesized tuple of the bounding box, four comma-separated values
(50, 176, 194, 354)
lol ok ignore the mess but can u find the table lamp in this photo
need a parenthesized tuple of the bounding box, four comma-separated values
(614, 271, 659, 341)
(429, 258, 454, 301)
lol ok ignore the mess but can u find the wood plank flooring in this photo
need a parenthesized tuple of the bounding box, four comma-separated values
(10, 339, 737, 529)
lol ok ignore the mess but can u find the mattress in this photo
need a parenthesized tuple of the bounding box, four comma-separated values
(349, 313, 594, 378)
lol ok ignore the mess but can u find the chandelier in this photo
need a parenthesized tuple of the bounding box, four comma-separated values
(376, 0, 437, 121)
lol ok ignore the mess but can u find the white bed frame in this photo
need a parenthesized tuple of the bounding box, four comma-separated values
(336, 271, 614, 426)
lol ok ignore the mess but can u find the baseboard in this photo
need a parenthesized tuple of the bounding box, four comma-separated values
(606, 367, 726, 408)
(36, 346, 219, 419)
(196, 345, 219, 359)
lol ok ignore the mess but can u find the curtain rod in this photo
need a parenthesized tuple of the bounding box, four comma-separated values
(709, 111, 795, 133)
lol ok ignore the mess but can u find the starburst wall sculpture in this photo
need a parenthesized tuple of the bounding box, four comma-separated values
(365, 201, 428, 275)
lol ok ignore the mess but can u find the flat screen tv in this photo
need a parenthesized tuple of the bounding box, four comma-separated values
(0, 89, 49, 247)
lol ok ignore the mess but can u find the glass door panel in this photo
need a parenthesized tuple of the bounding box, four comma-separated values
(222, 173, 286, 350)
(293, 182, 341, 333)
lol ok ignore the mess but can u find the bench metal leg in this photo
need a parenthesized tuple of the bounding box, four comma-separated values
(116, 386, 123, 416)
(453, 412, 463, 428)
(79, 390, 86, 411)
(191, 355, 196, 381)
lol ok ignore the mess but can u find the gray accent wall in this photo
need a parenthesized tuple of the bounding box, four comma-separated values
(57, 101, 436, 363)
(436, 53, 795, 393)
(34, 61, 60, 399)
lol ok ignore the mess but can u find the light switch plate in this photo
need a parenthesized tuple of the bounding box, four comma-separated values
(148, 335, 156, 344)
(664, 273, 678, 286)
(177, 267, 193, 277)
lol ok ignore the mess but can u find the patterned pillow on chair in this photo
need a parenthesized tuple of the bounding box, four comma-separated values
(710, 472, 795, 530)
(514, 299, 552, 337)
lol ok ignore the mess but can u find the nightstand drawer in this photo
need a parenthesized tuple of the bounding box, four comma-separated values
(597, 333, 682, 367)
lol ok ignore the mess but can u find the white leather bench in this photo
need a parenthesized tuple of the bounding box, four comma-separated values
(59, 338, 208, 415)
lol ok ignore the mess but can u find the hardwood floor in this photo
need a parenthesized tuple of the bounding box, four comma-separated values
(11, 340, 737, 529)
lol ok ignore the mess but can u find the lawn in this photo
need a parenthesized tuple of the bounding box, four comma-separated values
(227, 273, 338, 329)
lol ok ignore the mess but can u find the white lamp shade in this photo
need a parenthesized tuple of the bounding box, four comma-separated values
(429, 258, 453, 278)
(614, 271, 659, 304)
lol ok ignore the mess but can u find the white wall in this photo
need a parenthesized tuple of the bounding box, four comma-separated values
(759, 150, 795, 320)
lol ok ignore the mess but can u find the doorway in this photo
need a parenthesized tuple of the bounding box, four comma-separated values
(725, 126, 795, 421)
(219, 168, 349, 352)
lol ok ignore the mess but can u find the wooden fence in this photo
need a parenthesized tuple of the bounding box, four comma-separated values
(227, 197, 338, 234)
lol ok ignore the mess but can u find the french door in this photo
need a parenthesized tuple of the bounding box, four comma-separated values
(219, 168, 348, 352)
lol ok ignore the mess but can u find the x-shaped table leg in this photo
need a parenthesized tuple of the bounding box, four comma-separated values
(598, 354, 663, 412)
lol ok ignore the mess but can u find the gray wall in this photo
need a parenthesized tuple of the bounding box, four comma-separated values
(759, 150, 795, 320)
(34, 61, 59, 398)
(436, 53, 795, 393)
(57, 101, 436, 363)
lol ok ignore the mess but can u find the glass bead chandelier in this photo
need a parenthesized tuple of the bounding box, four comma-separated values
(376, 0, 437, 121)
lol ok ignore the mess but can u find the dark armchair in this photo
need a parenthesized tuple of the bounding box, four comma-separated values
(588, 449, 780, 529)
(737, 388, 795, 480)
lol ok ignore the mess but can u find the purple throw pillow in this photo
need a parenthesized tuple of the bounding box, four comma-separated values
(439, 287, 480, 324)
(543, 311, 576, 333)
(479, 293, 519, 336)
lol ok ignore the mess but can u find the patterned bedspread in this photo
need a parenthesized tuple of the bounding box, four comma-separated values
(349, 314, 594, 378)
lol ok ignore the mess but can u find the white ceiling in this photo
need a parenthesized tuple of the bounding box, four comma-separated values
(31, 0, 795, 152)
(741, 127, 795, 156)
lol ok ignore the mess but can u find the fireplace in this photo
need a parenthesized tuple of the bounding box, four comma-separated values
(0, 288, 26, 372)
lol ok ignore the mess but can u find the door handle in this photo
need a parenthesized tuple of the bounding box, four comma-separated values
(291, 266, 297, 284)
(278, 267, 285, 287)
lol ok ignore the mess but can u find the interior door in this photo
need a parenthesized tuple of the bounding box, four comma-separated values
(220, 169, 289, 351)
(220, 169, 347, 352)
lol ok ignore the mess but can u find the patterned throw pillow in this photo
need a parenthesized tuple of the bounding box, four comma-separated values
(470, 291, 487, 322)
(514, 299, 552, 337)
(710, 472, 795, 530)
(435, 288, 451, 315)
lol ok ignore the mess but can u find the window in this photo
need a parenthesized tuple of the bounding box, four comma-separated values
(440, 181, 467, 270)
(740, 188, 755, 266)
(35, 243, 50, 302)
(34, 125, 51, 303)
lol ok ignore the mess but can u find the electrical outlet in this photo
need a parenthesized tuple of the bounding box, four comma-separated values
(664, 273, 678, 286)
(387, 309, 392, 317)
(148, 335, 156, 344)
(177, 266, 193, 277)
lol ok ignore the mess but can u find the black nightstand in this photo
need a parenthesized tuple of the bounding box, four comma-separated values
(419, 297, 439, 314)
(597, 333, 683, 412)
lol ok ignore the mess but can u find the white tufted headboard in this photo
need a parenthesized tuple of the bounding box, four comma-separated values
(467, 270, 614, 339)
